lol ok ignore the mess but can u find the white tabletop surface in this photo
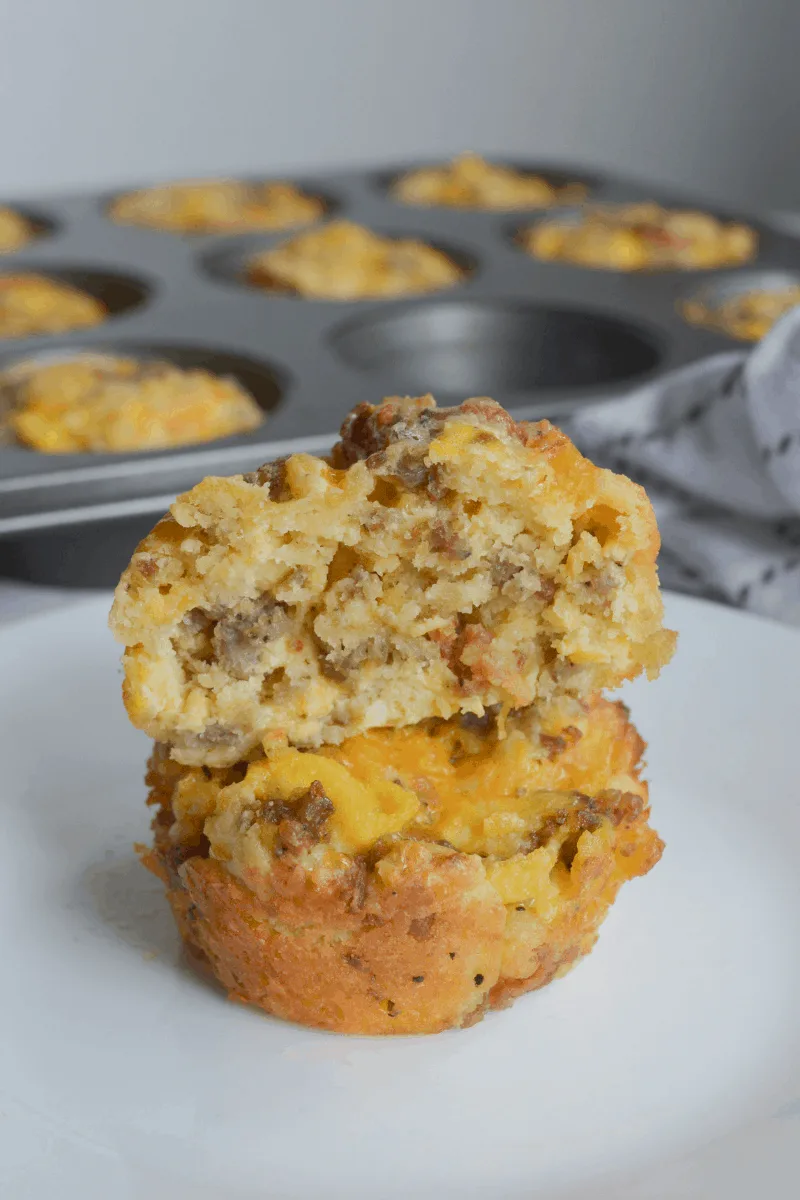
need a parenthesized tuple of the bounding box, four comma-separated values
(0, 579, 101, 626)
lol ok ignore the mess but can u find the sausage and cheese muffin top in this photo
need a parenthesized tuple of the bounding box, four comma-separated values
(143, 695, 662, 1034)
(109, 178, 325, 235)
(392, 153, 586, 210)
(246, 221, 466, 300)
(680, 283, 800, 341)
(110, 394, 675, 767)
(0, 207, 38, 254)
(520, 201, 757, 271)
(1, 353, 263, 453)
(0, 274, 106, 339)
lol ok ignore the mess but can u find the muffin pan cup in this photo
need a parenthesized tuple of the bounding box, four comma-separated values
(1, 160, 800, 586)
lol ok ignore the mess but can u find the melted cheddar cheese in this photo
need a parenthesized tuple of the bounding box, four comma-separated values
(192, 700, 648, 909)
(318, 700, 643, 858)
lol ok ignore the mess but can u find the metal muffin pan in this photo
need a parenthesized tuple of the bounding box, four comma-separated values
(1, 159, 800, 587)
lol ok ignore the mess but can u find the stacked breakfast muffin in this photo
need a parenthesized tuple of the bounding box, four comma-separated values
(111, 395, 674, 1034)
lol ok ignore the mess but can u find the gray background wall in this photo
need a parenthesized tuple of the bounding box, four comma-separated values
(1, 0, 798, 211)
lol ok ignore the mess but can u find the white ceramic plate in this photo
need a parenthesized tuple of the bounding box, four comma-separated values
(1, 593, 798, 1200)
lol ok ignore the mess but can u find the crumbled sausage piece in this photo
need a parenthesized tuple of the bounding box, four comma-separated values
(267, 780, 336, 855)
(260, 798, 294, 824)
(408, 913, 436, 941)
(348, 857, 368, 912)
(460, 398, 528, 443)
(521, 788, 644, 855)
(295, 780, 335, 836)
(540, 725, 582, 760)
(182, 723, 241, 751)
(244, 457, 289, 500)
(536, 577, 557, 603)
(361, 911, 385, 930)
(491, 558, 519, 587)
(212, 596, 292, 678)
(429, 520, 471, 560)
(322, 634, 390, 680)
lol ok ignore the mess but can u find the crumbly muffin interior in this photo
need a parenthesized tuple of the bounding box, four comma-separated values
(112, 396, 675, 766)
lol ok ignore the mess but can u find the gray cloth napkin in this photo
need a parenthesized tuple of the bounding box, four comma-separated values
(565, 305, 800, 624)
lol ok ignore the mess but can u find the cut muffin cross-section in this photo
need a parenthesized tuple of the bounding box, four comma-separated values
(111, 395, 675, 767)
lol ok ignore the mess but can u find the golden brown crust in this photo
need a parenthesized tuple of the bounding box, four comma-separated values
(171, 844, 505, 1034)
(141, 702, 663, 1034)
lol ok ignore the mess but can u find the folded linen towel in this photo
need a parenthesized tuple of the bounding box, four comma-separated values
(566, 305, 800, 624)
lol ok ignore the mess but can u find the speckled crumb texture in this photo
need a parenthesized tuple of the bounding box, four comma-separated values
(111, 395, 675, 768)
(141, 698, 662, 1035)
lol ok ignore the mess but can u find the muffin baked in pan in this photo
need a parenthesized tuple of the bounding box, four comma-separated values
(109, 178, 326, 235)
(245, 221, 467, 300)
(0, 352, 263, 453)
(0, 274, 107, 340)
(391, 153, 587, 211)
(520, 201, 757, 271)
(680, 281, 800, 341)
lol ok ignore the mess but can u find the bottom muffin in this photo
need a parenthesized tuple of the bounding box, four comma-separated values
(141, 698, 662, 1034)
